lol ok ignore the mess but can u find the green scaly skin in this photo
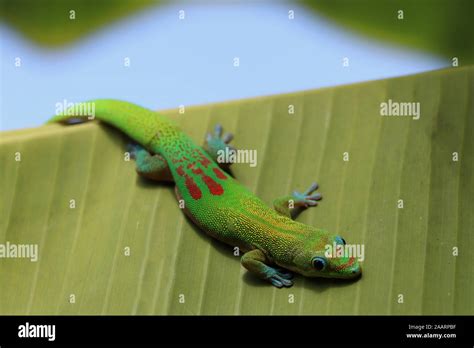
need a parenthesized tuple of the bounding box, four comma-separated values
(47, 99, 362, 288)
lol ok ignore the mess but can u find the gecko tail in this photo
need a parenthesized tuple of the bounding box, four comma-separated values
(47, 99, 177, 146)
(46, 99, 115, 125)
(47, 116, 92, 125)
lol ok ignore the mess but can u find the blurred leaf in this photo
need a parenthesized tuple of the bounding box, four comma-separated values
(0, 66, 473, 314)
(0, 0, 157, 47)
(302, 0, 474, 63)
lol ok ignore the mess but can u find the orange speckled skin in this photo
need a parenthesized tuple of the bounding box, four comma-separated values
(48, 99, 361, 281)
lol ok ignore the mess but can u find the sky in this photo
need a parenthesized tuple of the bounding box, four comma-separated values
(0, 1, 447, 131)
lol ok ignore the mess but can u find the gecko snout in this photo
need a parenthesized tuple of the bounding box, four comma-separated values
(350, 263, 362, 278)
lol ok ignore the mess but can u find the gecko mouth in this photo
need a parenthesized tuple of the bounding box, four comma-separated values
(349, 264, 362, 278)
(341, 262, 362, 279)
(327, 267, 362, 279)
(316, 263, 362, 279)
(332, 256, 362, 278)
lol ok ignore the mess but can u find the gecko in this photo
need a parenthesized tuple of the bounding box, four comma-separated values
(48, 99, 362, 288)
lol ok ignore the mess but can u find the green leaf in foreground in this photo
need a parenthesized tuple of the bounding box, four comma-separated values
(0, 66, 473, 314)
(0, 0, 156, 47)
(302, 0, 474, 64)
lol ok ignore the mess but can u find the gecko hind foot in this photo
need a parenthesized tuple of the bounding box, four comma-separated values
(126, 142, 145, 159)
(292, 182, 322, 208)
(126, 142, 172, 182)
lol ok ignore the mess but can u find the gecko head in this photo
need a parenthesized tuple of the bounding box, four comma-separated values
(291, 233, 362, 279)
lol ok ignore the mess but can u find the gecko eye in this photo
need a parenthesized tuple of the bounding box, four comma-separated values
(311, 257, 327, 271)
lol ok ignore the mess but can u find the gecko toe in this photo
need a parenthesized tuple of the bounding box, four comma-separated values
(270, 275, 293, 288)
(267, 268, 294, 288)
(307, 193, 322, 200)
(214, 124, 223, 137)
(304, 182, 319, 195)
(273, 274, 293, 287)
(293, 182, 322, 208)
(222, 132, 234, 144)
(270, 278, 284, 288)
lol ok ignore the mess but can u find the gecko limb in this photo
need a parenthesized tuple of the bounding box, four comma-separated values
(273, 182, 322, 219)
(241, 249, 294, 288)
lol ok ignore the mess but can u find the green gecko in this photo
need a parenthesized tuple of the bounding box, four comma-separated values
(48, 99, 362, 288)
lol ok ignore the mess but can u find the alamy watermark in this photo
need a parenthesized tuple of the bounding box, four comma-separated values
(380, 99, 420, 120)
(55, 99, 95, 119)
(0, 241, 38, 262)
(217, 147, 257, 167)
(325, 242, 364, 262)
(18, 322, 55, 341)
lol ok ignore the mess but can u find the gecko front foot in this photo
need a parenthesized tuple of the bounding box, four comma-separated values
(292, 182, 322, 208)
(267, 268, 294, 288)
(203, 124, 236, 167)
(241, 249, 294, 288)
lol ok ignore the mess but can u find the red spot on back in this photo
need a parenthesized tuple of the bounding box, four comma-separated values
(197, 150, 211, 168)
(185, 175, 202, 200)
(175, 150, 226, 199)
(202, 175, 224, 196)
(213, 168, 227, 180)
(176, 166, 185, 176)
